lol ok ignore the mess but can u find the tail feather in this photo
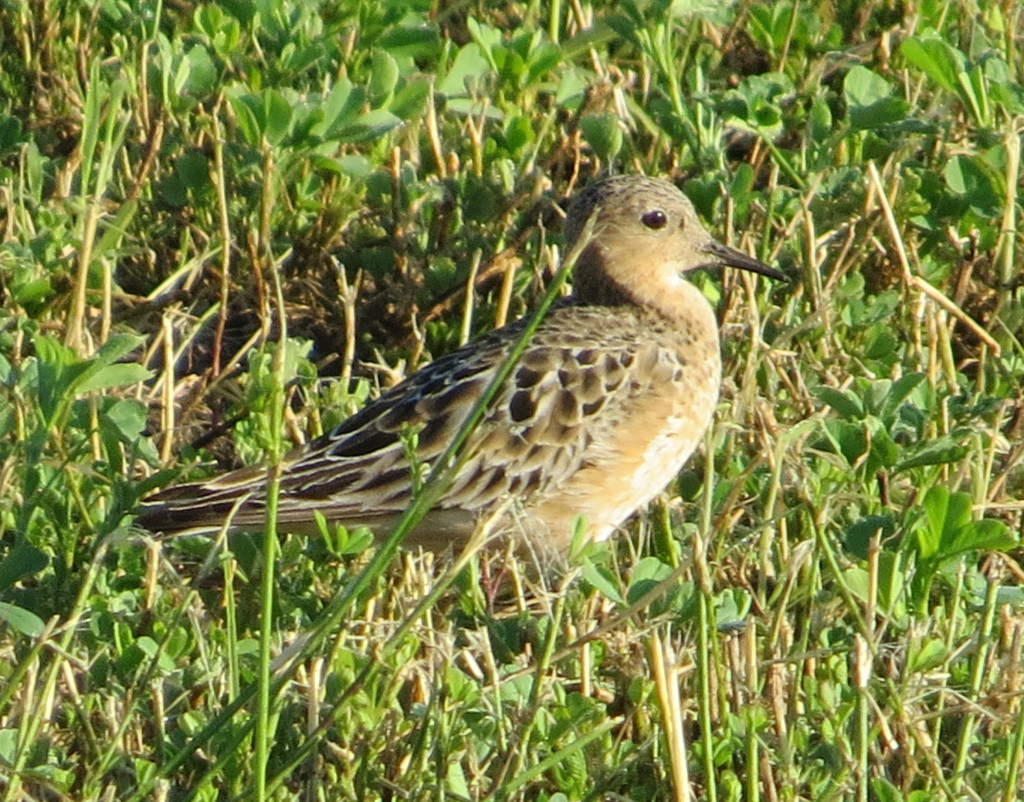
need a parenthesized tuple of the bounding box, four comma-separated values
(134, 478, 264, 536)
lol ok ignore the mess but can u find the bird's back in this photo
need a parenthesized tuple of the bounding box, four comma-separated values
(135, 301, 721, 552)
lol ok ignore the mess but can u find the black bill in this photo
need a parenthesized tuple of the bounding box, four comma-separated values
(702, 241, 787, 281)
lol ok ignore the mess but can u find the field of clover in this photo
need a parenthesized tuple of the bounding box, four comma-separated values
(0, 2, 1021, 800)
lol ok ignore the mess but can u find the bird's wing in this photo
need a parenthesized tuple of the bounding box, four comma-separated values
(136, 307, 678, 538)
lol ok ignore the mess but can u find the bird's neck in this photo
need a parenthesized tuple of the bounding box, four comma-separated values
(572, 244, 719, 345)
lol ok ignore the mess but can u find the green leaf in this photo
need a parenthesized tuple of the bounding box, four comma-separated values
(439, 43, 493, 97)
(182, 45, 217, 97)
(944, 154, 1002, 216)
(842, 567, 870, 602)
(821, 419, 867, 465)
(229, 94, 260, 147)
(75, 334, 149, 394)
(579, 112, 623, 162)
(263, 90, 293, 145)
(809, 95, 832, 141)
(870, 777, 903, 802)
(815, 386, 864, 420)
(875, 551, 908, 618)
(33, 334, 83, 425)
(368, 50, 400, 105)
(907, 637, 947, 673)
(132, 635, 178, 673)
(502, 115, 534, 154)
(900, 35, 964, 95)
(78, 362, 150, 394)
(194, 4, 242, 56)
(446, 761, 470, 799)
(0, 601, 45, 637)
(228, 90, 293, 146)
(174, 150, 210, 194)
(102, 398, 149, 441)
(0, 544, 48, 590)
(626, 557, 673, 606)
(866, 421, 899, 471)
(997, 587, 1024, 607)
(941, 490, 973, 535)
(844, 514, 895, 557)
(12, 277, 52, 305)
(878, 372, 925, 421)
(389, 76, 431, 120)
(581, 558, 625, 606)
(915, 487, 1013, 566)
(917, 486, 950, 561)
(843, 65, 908, 130)
(0, 730, 18, 764)
(0, 114, 24, 150)
(525, 42, 561, 86)
(894, 437, 967, 471)
(314, 79, 366, 140)
(336, 109, 403, 144)
(720, 72, 793, 138)
(376, 25, 442, 59)
(715, 589, 750, 628)
(466, 18, 503, 71)
(949, 519, 1016, 556)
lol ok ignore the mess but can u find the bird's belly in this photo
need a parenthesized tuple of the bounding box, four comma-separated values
(521, 377, 719, 554)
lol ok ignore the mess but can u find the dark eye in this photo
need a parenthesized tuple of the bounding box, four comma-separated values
(641, 209, 668, 229)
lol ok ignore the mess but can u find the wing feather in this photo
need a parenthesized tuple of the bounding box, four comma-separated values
(136, 305, 685, 542)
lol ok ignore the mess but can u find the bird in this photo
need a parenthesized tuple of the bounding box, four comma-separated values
(135, 175, 784, 557)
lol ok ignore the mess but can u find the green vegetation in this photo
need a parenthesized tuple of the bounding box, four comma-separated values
(1, 1, 1022, 799)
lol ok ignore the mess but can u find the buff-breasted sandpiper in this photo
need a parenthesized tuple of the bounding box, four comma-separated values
(136, 175, 783, 554)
